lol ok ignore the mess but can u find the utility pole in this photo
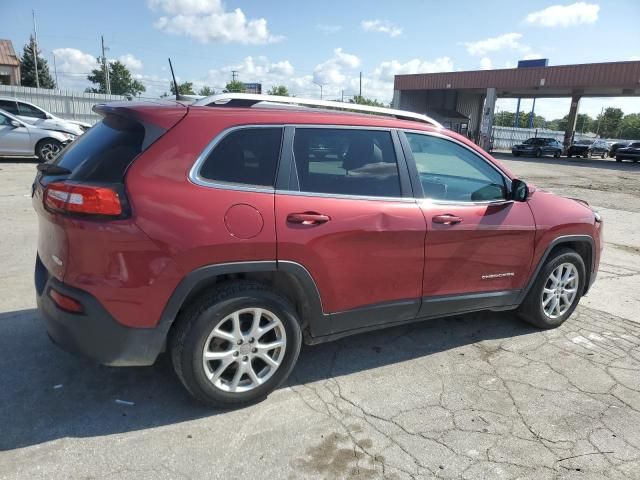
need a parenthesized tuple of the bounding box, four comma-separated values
(313, 81, 324, 100)
(32, 10, 40, 88)
(595, 106, 605, 137)
(231, 70, 238, 82)
(52, 52, 58, 86)
(359, 71, 362, 98)
(341, 90, 344, 102)
(101, 36, 111, 94)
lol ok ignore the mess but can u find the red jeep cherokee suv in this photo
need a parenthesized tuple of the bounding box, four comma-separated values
(33, 95, 602, 407)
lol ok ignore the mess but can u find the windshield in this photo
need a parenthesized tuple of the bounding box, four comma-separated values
(522, 138, 543, 145)
(574, 140, 593, 145)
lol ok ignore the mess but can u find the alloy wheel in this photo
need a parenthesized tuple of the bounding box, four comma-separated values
(202, 307, 287, 393)
(542, 262, 579, 319)
(40, 142, 61, 161)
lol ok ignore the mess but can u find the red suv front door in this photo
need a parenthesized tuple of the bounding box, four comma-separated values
(401, 131, 535, 311)
(276, 127, 426, 336)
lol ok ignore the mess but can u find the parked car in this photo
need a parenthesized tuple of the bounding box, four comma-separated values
(511, 137, 562, 158)
(615, 142, 640, 163)
(610, 141, 631, 158)
(567, 139, 609, 158)
(33, 95, 603, 407)
(0, 97, 89, 136)
(0, 109, 75, 161)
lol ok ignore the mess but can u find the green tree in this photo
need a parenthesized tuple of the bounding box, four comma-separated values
(87, 60, 145, 96)
(618, 113, 640, 140)
(169, 81, 195, 95)
(494, 111, 516, 127)
(267, 85, 289, 96)
(20, 36, 56, 89)
(575, 114, 595, 133)
(350, 95, 385, 107)
(198, 86, 215, 96)
(595, 107, 624, 138)
(224, 80, 245, 93)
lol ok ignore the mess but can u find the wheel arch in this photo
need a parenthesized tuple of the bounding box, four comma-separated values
(158, 261, 325, 344)
(518, 235, 595, 304)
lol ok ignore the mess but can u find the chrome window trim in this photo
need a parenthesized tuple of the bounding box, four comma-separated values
(188, 124, 284, 193)
(401, 129, 514, 206)
(275, 189, 416, 203)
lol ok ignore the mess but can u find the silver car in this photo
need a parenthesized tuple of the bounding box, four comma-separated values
(0, 109, 76, 162)
(0, 97, 89, 136)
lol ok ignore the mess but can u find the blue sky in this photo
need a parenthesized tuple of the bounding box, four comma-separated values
(1, 0, 639, 119)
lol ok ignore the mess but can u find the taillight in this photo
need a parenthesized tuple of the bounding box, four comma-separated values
(44, 182, 123, 216)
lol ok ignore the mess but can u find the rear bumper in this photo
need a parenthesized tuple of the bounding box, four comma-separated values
(35, 255, 166, 366)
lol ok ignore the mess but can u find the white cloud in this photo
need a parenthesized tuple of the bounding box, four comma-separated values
(525, 2, 600, 27)
(148, 0, 282, 44)
(52, 48, 97, 74)
(374, 57, 453, 82)
(361, 19, 403, 37)
(316, 24, 342, 34)
(313, 48, 361, 85)
(522, 53, 544, 60)
(480, 57, 493, 70)
(463, 32, 525, 56)
(118, 54, 143, 71)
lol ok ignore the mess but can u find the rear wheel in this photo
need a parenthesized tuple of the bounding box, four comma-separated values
(601, 151, 607, 159)
(513, 151, 520, 157)
(554, 150, 561, 158)
(567, 153, 572, 158)
(170, 282, 302, 408)
(36, 139, 62, 162)
(518, 248, 585, 329)
(535, 148, 542, 158)
(616, 156, 622, 162)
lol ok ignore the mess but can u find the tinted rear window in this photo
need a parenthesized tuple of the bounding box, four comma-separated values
(199, 127, 283, 187)
(53, 115, 145, 182)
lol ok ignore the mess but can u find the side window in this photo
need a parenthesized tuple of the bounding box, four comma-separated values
(17, 102, 47, 119)
(405, 132, 507, 202)
(0, 100, 19, 115)
(293, 128, 401, 198)
(0, 113, 11, 126)
(199, 127, 283, 187)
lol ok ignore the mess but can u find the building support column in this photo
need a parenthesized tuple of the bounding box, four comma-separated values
(479, 87, 497, 151)
(392, 90, 401, 109)
(564, 94, 582, 150)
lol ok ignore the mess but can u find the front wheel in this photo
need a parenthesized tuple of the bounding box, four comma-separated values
(554, 150, 561, 158)
(518, 248, 585, 329)
(601, 151, 607, 159)
(170, 282, 302, 408)
(535, 149, 542, 158)
(36, 139, 62, 162)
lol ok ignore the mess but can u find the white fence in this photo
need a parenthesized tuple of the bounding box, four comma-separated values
(0, 85, 128, 125)
(491, 126, 598, 150)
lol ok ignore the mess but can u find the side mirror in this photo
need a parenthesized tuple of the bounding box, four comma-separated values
(511, 179, 529, 202)
(10, 120, 21, 128)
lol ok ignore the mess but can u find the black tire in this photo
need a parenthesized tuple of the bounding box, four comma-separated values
(616, 156, 622, 162)
(535, 148, 542, 158)
(554, 150, 561, 158)
(170, 281, 302, 408)
(601, 151, 607, 159)
(35, 138, 63, 163)
(567, 153, 572, 158)
(517, 248, 586, 329)
(513, 152, 520, 157)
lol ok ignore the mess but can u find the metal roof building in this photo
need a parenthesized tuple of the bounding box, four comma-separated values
(392, 61, 640, 150)
(0, 39, 21, 86)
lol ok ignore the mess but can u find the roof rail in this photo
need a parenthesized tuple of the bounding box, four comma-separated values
(192, 93, 442, 127)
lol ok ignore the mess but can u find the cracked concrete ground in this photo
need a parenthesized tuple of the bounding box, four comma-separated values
(1, 155, 639, 479)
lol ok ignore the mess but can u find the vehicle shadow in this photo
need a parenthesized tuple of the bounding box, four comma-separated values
(0, 307, 537, 451)
(492, 152, 639, 172)
(0, 157, 38, 164)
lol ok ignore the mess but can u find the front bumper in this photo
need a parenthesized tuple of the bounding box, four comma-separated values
(35, 255, 166, 366)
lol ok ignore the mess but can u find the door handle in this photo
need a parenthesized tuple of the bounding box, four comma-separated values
(432, 214, 462, 225)
(287, 212, 331, 225)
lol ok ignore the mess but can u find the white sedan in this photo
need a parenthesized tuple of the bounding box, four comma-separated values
(0, 109, 76, 162)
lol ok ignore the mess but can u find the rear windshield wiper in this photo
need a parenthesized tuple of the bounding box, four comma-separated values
(37, 163, 71, 175)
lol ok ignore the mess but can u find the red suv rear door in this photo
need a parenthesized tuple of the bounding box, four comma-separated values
(400, 131, 536, 315)
(275, 127, 426, 336)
